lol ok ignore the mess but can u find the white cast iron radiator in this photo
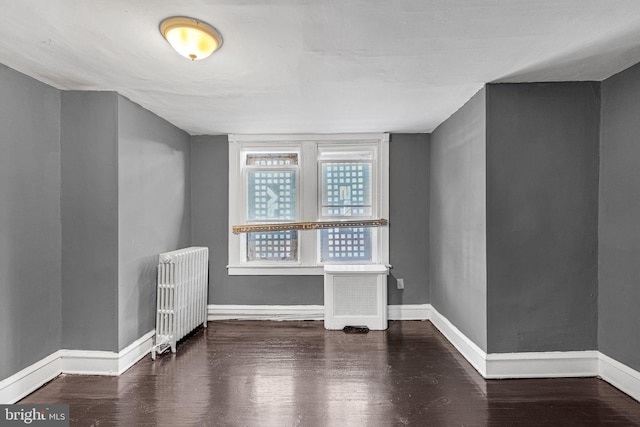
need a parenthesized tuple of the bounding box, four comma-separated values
(152, 246, 209, 360)
(323, 264, 389, 331)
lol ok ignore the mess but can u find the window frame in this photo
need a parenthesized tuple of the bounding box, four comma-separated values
(228, 133, 389, 276)
(243, 150, 301, 263)
(316, 144, 379, 264)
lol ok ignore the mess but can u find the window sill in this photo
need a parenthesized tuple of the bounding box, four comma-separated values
(227, 265, 325, 276)
(227, 263, 391, 276)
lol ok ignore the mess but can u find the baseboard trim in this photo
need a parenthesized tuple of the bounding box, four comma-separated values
(117, 330, 156, 375)
(428, 305, 488, 376)
(0, 330, 154, 404)
(388, 304, 431, 320)
(208, 305, 325, 321)
(59, 349, 119, 376)
(208, 304, 431, 322)
(60, 330, 155, 376)
(427, 305, 639, 401)
(485, 351, 599, 379)
(0, 352, 62, 405)
(599, 352, 640, 402)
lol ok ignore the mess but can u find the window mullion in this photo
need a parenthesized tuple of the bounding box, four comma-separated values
(298, 140, 318, 266)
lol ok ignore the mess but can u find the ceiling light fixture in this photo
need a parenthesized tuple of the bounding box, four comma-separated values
(160, 16, 223, 61)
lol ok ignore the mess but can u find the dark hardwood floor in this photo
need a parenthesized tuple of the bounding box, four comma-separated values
(21, 321, 640, 426)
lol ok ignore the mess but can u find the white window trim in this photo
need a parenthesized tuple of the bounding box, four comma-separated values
(228, 133, 389, 276)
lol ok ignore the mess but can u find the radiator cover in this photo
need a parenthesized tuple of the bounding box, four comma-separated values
(323, 264, 388, 330)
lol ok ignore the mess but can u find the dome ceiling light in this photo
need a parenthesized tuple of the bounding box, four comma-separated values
(160, 16, 223, 61)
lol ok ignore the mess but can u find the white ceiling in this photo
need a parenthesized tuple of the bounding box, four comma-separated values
(2, 0, 640, 135)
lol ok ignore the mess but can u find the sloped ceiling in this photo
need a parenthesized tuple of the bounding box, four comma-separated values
(2, 0, 640, 135)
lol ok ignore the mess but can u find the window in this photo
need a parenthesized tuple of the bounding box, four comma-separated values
(318, 149, 374, 263)
(245, 153, 298, 261)
(228, 134, 389, 275)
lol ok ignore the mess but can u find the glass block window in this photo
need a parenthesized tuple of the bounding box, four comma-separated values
(247, 231, 298, 261)
(320, 227, 372, 262)
(244, 152, 299, 262)
(247, 171, 296, 222)
(321, 162, 372, 217)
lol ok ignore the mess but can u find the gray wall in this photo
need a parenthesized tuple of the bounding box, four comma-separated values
(191, 136, 324, 305)
(61, 91, 119, 351)
(117, 96, 191, 350)
(191, 134, 430, 305)
(599, 63, 640, 371)
(430, 88, 488, 351)
(486, 82, 600, 353)
(388, 134, 430, 305)
(1, 76, 193, 376)
(0, 65, 62, 379)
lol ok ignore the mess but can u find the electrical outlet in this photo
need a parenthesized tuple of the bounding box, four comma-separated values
(397, 278, 404, 289)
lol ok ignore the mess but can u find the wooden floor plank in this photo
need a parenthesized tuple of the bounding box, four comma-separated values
(20, 321, 640, 426)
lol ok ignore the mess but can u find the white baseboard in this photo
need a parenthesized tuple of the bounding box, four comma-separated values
(388, 304, 431, 320)
(428, 305, 488, 376)
(599, 352, 640, 402)
(60, 330, 155, 376)
(427, 305, 640, 401)
(485, 351, 599, 379)
(208, 304, 431, 322)
(0, 352, 62, 405)
(116, 330, 155, 375)
(0, 330, 154, 404)
(59, 349, 120, 376)
(208, 305, 325, 321)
